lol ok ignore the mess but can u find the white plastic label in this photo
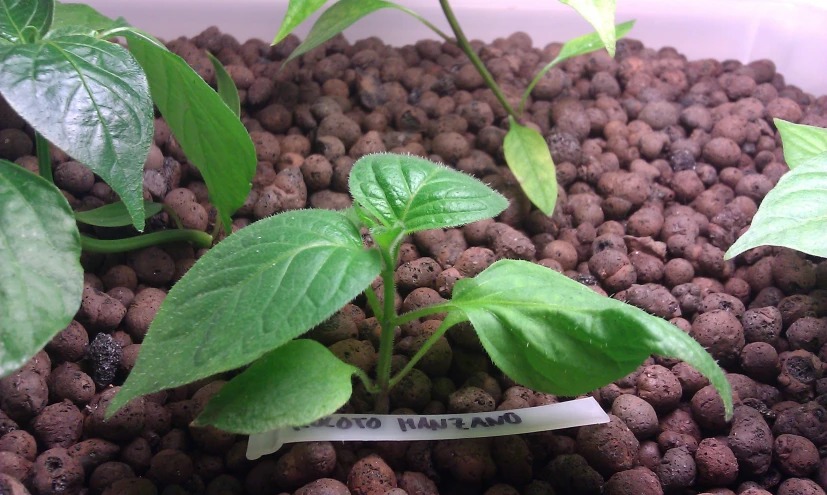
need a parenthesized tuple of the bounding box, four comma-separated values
(246, 396, 609, 460)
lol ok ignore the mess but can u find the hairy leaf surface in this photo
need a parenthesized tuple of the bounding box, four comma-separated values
(450, 260, 733, 417)
(111, 209, 381, 414)
(194, 340, 356, 434)
(349, 153, 507, 234)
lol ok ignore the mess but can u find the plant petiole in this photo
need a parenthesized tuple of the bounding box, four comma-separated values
(389, 313, 468, 389)
(392, 301, 457, 327)
(394, 5, 453, 42)
(353, 368, 380, 394)
(80, 229, 214, 253)
(159, 203, 185, 230)
(438, 0, 518, 119)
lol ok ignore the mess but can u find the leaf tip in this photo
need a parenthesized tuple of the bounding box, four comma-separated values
(104, 393, 127, 420)
(723, 245, 742, 261)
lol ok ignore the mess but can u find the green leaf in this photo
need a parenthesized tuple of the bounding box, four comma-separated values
(504, 117, 558, 215)
(206, 51, 241, 118)
(109, 209, 382, 415)
(0, 159, 82, 378)
(348, 153, 508, 234)
(0, 0, 53, 44)
(46, 1, 127, 38)
(74, 201, 163, 228)
(559, 0, 618, 57)
(272, 0, 328, 45)
(521, 20, 633, 113)
(555, 19, 633, 67)
(124, 33, 256, 233)
(774, 118, 827, 168)
(286, 0, 404, 65)
(450, 259, 733, 418)
(194, 340, 356, 434)
(0, 35, 152, 231)
(725, 152, 827, 259)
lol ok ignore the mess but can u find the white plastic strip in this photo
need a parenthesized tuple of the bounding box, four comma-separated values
(246, 396, 609, 460)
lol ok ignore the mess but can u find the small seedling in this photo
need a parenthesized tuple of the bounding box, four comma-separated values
(111, 153, 732, 433)
(270, 0, 634, 217)
(0, 0, 256, 377)
(725, 118, 827, 260)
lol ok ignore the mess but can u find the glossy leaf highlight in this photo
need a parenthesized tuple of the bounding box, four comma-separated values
(725, 152, 827, 259)
(0, 35, 152, 231)
(504, 117, 558, 215)
(74, 201, 163, 228)
(207, 52, 241, 118)
(349, 153, 508, 234)
(0, 160, 82, 377)
(125, 33, 256, 232)
(194, 340, 357, 434)
(0, 0, 53, 44)
(559, 0, 618, 57)
(272, 0, 328, 45)
(774, 118, 827, 168)
(450, 260, 733, 417)
(110, 209, 382, 414)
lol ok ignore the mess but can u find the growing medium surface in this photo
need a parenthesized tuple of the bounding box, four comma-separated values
(1, 24, 826, 495)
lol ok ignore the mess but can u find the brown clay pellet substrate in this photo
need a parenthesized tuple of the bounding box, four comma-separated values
(1, 26, 827, 495)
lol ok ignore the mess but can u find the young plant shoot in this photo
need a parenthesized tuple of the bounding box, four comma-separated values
(268, 0, 634, 216)
(0, 0, 256, 377)
(725, 118, 827, 260)
(111, 153, 733, 434)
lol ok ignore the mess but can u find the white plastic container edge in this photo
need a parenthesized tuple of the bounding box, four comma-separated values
(79, 0, 827, 95)
(246, 396, 610, 460)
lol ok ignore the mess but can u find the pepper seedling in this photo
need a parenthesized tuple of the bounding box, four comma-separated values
(0, 0, 256, 377)
(725, 118, 827, 260)
(110, 153, 733, 433)
(269, 0, 634, 217)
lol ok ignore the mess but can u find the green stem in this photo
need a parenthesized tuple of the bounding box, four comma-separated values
(438, 0, 517, 119)
(389, 313, 468, 388)
(394, 5, 453, 42)
(520, 57, 561, 115)
(35, 132, 53, 182)
(373, 248, 400, 414)
(393, 301, 457, 327)
(365, 285, 383, 321)
(80, 229, 214, 253)
(160, 203, 184, 230)
(354, 368, 380, 394)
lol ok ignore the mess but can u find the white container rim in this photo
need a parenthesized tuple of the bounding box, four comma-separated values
(78, 0, 827, 95)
